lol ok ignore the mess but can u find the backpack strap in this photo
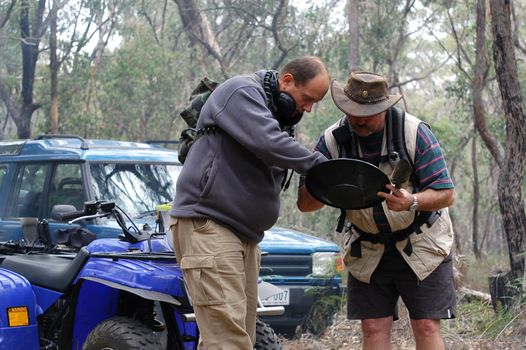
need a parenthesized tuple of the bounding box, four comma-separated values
(330, 117, 360, 232)
(331, 118, 360, 159)
(386, 107, 412, 169)
(178, 126, 221, 164)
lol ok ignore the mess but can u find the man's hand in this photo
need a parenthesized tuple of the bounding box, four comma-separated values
(377, 185, 455, 212)
(377, 183, 413, 211)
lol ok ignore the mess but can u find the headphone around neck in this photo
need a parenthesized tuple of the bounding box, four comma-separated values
(263, 70, 303, 126)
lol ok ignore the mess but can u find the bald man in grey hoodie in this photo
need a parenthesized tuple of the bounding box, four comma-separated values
(170, 56, 329, 349)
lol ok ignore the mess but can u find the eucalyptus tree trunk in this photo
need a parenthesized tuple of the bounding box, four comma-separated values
(472, 0, 499, 259)
(172, 0, 228, 77)
(471, 138, 481, 259)
(0, 1, 17, 139)
(473, 0, 505, 166)
(0, 0, 60, 139)
(49, 0, 59, 134)
(173, 0, 294, 78)
(489, 0, 526, 287)
(13, 0, 46, 139)
(347, 0, 359, 72)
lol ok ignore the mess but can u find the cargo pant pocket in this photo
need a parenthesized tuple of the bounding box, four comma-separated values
(180, 255, 225, 306)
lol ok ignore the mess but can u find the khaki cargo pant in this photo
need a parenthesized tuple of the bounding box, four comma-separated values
(170, 217, 260, 350)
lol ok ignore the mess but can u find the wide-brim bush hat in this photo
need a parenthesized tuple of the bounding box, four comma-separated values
(331, 71, 402, 117)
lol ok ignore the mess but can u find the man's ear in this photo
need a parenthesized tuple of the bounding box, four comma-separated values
(279, 73, 295, 89)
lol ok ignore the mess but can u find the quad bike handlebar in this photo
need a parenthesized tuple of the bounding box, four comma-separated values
(59, 200, 141, 244)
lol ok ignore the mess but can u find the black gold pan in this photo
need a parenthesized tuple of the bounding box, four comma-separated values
(305, 159, 390, 210)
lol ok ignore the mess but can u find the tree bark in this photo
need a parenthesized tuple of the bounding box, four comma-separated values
(471, 137, 481, 259)
(5, 0, 60, 139)
(50, 0, 59, 134)
(489, 0, 526, 284)
(473, 0, 505, 167)
(268, 0, 290, 70)
(0, 0, 16, 30)
(173, 0, 227, 77)
(347, 0, 359, 72)
(13, 0, 46, 139)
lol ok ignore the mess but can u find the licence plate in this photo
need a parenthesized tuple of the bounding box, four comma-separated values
(261, 288, 290, 306)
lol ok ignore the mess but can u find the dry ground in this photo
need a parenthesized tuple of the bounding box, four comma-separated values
(279, 300, 526, 350)
(279, 255, 526, 349)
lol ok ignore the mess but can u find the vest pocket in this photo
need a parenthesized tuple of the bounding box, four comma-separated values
(343, 233, 383, 283)
(403, 218, 453, 279)
(180, 255, 225, 306)
(409, 215, 452, 258)
(420, 234, 449, 257)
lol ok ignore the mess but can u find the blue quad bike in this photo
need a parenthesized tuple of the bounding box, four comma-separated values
(0, 201, 284, 350)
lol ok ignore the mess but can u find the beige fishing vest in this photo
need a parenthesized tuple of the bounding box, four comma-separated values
(324, 112, 454, 283)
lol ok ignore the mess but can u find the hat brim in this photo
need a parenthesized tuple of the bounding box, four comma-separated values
(305, 159, 390, 210)
(331, 80, 402, 117)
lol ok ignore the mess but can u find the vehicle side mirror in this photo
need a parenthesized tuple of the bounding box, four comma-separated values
(21, 217, 38, 245)
(51, 204, 78, 221)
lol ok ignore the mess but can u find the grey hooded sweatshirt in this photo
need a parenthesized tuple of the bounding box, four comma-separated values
(170, 70, 326, 243)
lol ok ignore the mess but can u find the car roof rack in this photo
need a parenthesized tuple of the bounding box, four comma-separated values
(35, 134, 90, 150)
(145, 140, 180, 145)
(0, 140, 27, 156)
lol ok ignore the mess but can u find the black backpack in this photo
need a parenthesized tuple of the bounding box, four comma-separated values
(177, 71, 301, 164)
(178, 77, 220, 164)
(177, 73, 298, 194)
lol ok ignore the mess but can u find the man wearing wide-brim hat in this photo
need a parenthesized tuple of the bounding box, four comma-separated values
(298, 71, 456, 350)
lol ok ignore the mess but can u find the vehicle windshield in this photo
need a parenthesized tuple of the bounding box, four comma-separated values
(89, 162, 181, 218)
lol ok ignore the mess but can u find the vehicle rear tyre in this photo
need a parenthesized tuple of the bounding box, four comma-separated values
(255, 318, 282, 350)
(82, 316, 162, 350)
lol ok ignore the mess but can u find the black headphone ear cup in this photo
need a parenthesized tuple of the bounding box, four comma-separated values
(263, 70, 301, 126)
(275, 92, 301, 126)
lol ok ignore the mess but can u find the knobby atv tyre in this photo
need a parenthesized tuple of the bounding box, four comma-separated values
(254, 318, 282, 350)
(82, 316, 162, 350)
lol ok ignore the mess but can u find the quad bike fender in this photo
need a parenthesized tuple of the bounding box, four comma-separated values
(79, 276, 181, 305)
(0, 268, 39, 350)
(76, 257, 187, 301)
(72, 276, 184, 348)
